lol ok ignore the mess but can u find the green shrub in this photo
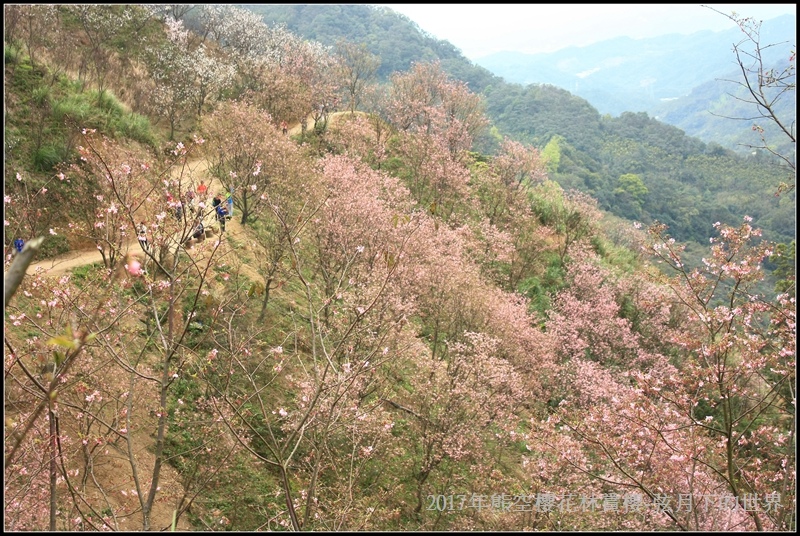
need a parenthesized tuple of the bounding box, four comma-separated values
(118, 113, 156, 147)
(31, 86, 51, 107)
(38, 234, 70, 258)
(9, 60, 45, 94)
(53, 94, 94, 123)
(92, 89, 127, 116)
(70, 262, 102, 283)
(33, 143, 69, 171)
(4, 43, 22, 65)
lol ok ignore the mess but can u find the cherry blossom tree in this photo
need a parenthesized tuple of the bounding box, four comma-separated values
(543, 218, 795, 531)
(468, 138, 550, 291)
(3, 167, 70, 261)
(327, 113, 389, 170)
(335, 39, 381, 116)
(204, 155, 424, 530)
(388, 61, 488, 159)
(360, 83, 393, 169)
(203, 100, 304, 225)
(145, 17, 197, 140)
(5, 134, 227, 531)
(386, 62, 489, 219)
(641, 218, 795, 530)
(189, 44, 235, 120)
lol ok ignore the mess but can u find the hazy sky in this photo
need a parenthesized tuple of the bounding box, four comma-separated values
(379, 4, 797, 59)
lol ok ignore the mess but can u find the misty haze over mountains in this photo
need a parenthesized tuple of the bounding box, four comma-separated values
(474, 14, 795, 148)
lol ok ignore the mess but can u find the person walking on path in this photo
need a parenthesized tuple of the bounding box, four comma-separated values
(215, 203, 228, 233)
(281, 120, 288, 135)
(197, 180, 208, 198)
(185, 187, 196, 211)
(137, 222, 149, 251)
(226, 188, 234, 218)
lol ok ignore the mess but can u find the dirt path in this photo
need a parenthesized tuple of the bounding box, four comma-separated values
(18, 157, 245, 530)
(24, 158, 245, 278)
(25, 239, 136, 277)
(25, 114, 342, 278)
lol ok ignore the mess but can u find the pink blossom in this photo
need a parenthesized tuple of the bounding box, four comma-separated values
(126, 261, 142, 276)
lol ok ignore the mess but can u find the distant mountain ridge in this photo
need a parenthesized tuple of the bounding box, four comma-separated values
(475, 14, 793, 115)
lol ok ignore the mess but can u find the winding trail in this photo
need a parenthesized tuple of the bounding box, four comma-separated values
(24, 114, 326, 279)
(25, 157, 245, 278)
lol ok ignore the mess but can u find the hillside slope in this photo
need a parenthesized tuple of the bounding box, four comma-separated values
(4, 6, 795, 532)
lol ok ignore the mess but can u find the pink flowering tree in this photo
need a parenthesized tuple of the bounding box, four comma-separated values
(203, 100, 300, 225)
(327, 113, 389, 170)
(5, 133, 227, 531)
(543, 218, 795, 530)
(386, 62, 489, 220)
(388, 61, 488, 159)
(467, 138, 551, 291)
(295, 41, 342, 137)
(67, 130, 153, 269)
(640, 218, 796, 530)
(203, 155, 425, 530)
(3, 167, 70, 260)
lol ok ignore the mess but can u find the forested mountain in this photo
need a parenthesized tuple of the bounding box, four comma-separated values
(237, 4, 796, 249)
(475, 13, 796, 158)
(651, 66, 796, 158)
(4, 5, 795, 533)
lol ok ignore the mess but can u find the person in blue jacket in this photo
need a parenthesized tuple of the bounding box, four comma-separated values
(215, 203, 228, 232)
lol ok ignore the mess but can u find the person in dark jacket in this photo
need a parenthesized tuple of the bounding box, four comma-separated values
(215, 203, 228, 232)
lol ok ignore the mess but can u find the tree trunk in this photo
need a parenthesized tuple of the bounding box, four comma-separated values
(258, 277, 273, 321)
(48, 400, 57, 531)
